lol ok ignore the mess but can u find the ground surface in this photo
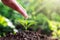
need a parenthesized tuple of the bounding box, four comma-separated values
(0, 30, 58, 40)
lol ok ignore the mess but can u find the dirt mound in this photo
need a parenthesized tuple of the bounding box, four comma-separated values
(0, 30, 58, 40)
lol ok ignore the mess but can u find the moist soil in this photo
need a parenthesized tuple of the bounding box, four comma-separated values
(0, 30, 58, 40)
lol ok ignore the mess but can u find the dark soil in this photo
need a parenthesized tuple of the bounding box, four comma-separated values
(0, 30, 58, 40)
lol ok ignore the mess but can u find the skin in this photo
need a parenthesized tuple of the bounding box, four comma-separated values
(1, 0, 28, 19)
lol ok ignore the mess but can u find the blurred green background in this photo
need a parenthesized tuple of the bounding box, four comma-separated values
(0, 0, 60, 39)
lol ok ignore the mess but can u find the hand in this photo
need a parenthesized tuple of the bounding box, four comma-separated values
(1, 0, 28, 19)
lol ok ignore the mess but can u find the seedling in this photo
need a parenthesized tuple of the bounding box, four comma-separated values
(18, 19, 37, 30)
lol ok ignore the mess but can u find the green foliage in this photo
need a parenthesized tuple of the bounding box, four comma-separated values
(0, 0, 60, 39)
(0, 15, 18, 37)
(35, 14, 48, 24)
(48, 20, 60, 39)
(18, 19, 37, 30)
(51, 12, 60, 22)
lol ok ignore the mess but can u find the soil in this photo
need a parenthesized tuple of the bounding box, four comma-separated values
(0, 30, 58, 40)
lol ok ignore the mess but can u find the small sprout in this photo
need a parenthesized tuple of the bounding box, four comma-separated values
(19, 19, 37, 30)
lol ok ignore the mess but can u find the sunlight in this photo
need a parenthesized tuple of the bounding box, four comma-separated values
(40, 0, 60, 11)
